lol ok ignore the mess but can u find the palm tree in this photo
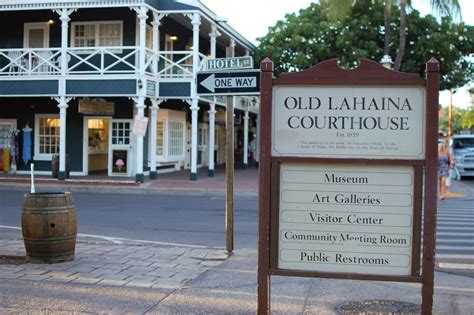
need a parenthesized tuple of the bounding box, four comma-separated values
(323, 0, 462, 71)
(393, 0, 461, 70)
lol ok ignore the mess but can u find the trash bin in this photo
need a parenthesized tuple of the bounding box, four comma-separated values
(22, 192, 77, 263)
(52, 154, 71, 179)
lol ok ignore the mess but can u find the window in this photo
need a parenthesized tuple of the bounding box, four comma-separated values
(156, 121, 164, 156)
(72, 21, 123, 50)
(111, 121, 130, 145)
(34, 115, 60, 159)
(198, 125, 207, 147)
(168, 121, 184, 157)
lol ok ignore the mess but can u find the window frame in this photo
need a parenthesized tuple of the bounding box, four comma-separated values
(167, 120, 185, 159)
(34, 114, 60, 161)
(71, 20, 124, 54)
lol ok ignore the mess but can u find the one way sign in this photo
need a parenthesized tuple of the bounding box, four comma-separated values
(197, 70, 260, 96)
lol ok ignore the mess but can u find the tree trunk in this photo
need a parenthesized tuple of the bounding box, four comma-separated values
(383, 0, 392, 57)
(394, 0, 407, 71)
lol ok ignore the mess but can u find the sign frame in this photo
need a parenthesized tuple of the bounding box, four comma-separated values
(257, 58, 439, 314)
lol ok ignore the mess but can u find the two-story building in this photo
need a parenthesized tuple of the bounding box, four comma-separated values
(0, 0, 259, 181)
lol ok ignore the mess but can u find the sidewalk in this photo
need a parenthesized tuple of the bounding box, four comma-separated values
(0, 166, 259, 196)
(0, 171, 473, 314)
(1, 230, 473, 314)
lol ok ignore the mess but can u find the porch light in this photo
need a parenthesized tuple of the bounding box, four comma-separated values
(137, 79, 143, 89)
(251, 97, 258, 107)
(169, 35, 178, 41)
(48, 19, 54, 25)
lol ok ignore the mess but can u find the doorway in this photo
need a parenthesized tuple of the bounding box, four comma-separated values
(83, 117, 110, 175)
(24, 22, 49, 48)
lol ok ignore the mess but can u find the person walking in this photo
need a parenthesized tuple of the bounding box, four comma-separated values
(438, 140, 454, 200)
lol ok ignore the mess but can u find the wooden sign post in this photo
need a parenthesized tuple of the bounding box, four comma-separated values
(257, 58, 439, 314)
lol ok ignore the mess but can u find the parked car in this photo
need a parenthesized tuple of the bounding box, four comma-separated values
(450, 135, 474, 179)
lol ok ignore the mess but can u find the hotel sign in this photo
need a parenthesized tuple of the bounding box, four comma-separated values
(206, 56, 253, 71)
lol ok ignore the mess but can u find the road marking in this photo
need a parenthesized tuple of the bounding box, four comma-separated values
(0, 225, 225, 250)
(437, 239, 474, 243)
(435, 253, 474, 259)
(436, 245, 474, 250)
(438, 262, 474, 270)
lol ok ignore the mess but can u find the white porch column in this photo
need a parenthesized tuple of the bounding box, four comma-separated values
(55, 9, 74, 79)
(208, 102, 216, 176)
(53, 96, 71, 180)
(208, 25, 220, 177)
(151, 13, 167, 74)
(134, 6, 148, 183)
(134, 96, 146, 182)
(53, 8, 73, 180)
(188, 12, 201, 181)
(243, 109, 249, 168)
(149, 99, 162, 179)
(151, 14, 160, 74)
(209, 24, 220, 59)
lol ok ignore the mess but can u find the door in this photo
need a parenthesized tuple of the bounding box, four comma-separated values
(83, 117, 110, 175)
(24, 23, 49, 48)
(109, 119, 133, 176)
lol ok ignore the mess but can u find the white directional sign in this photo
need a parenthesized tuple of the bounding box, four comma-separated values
(278, 163, 415, 276)
(197, 70, 260, 96)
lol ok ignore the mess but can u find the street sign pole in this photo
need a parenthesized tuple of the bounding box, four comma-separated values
(226, 94, 234, 253)
(226, 48, 235, 254)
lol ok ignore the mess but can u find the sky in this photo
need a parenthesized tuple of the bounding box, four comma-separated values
(201, 0, 474, 109)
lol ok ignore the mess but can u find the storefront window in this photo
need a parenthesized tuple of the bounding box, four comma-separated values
(168, 121, 184, 157)
(34, 115, 59, 159)
(111, 121, 130, 145)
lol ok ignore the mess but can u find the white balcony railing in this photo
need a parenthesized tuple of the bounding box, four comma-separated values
(0, 47, 208, 78)
(0, 48, 61, 75)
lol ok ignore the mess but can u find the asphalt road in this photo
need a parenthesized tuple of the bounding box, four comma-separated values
(0, 190, 258, 248)
(0, 181, 472, 269)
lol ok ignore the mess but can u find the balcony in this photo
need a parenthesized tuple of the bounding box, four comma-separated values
(0, 47, 208, 79)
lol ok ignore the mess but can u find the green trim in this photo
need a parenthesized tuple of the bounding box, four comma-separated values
(208, 169, 215, 177)
(149, 171, 158, 180)
(135, 173, 145, 183)
(190, 172, 197, 181)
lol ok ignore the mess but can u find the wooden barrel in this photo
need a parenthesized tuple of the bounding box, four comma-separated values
(22, 192, 77, 263)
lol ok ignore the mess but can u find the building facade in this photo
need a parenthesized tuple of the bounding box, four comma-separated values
(0, 0, 259, 181)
